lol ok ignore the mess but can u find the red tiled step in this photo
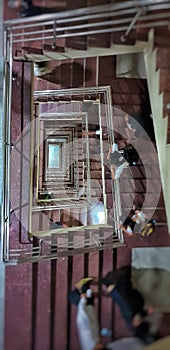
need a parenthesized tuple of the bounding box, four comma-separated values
(156, 47, 170, 70)
(159, 69, 170, 93)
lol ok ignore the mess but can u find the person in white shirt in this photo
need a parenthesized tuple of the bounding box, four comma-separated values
(76, 290, 103, 350)
(77, 296, 146, 350)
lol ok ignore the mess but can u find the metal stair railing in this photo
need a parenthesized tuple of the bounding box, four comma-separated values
(3, 1, 170, 57)
(2, 36, 13, 262)
(102, 87, 124, 243)
(3, 77, 127, 263)
(5, 2, 168, 262)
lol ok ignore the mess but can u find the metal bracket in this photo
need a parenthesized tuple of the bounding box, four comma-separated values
(120, 6, 147, 42)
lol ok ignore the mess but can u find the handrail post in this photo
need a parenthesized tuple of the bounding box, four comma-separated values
(0, 3, 5, 350)
(121, 6, 147, 42)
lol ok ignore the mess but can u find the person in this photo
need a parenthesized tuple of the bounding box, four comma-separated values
(117, 204, 151, 237)
(76, 291, 103, 350)
(101, 266, 157, 345)
(69, 278, 104, 350)
(117, 217, 135, 237)
(68, 277, 94, 306)
(117, 204, 156, 237)
(8, 0, 43, 17)
(130, 204, 148, 224)
(107, 143, 129, 181)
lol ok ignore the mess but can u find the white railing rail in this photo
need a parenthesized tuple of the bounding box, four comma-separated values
(3, 1, 170, 49)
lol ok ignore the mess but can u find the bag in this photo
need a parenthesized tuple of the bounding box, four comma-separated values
(121, 144, 139, 165)
(68, 289, 80, 305)
(140, 219, 156, 237)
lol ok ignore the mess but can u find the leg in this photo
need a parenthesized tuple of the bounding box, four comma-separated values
(107, 143, 118, 160)
(110, 164, 116, 181)
(115, 162, 128, 179)
(109, 288, 134, 329)
(107, 146, 112, 160)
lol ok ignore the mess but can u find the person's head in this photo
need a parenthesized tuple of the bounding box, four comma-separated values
(81, 281, 91, 293)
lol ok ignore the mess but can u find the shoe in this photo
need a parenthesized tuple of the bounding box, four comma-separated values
(20, 5, 43, 17)
(117, 160, 129, 169)
(123, 161, 129, 168)
(115, 160, 129, 179)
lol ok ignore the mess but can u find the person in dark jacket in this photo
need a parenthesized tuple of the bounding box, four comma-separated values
(101, 266, 156, 344)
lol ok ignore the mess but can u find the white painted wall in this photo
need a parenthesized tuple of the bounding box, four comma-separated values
(144, 29, 170, 233)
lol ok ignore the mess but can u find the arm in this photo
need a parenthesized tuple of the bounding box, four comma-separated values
(107, 146, 113, 160)
(110, 164, 116, 181)
(76, 295, 91, 328)
(117, 223, 133, 237)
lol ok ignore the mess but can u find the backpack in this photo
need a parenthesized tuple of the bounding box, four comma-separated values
(140, 219, 156, 237)
(120, 144, 139, 165)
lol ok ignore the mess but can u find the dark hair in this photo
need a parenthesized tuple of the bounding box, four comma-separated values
(81, 281, 91, 293)
(134, 207, 142, 212)
(123, 216, 135, 230)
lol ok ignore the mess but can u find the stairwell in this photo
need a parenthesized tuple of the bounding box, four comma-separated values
(3, 3, 170, 350)
(6, 47, 169, 350)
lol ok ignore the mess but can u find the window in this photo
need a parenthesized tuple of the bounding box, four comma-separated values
(48, 143, 60, 169)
